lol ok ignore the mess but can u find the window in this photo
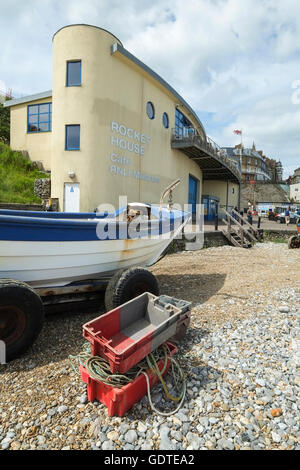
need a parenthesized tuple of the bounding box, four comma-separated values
(27, 103, 52, 133)
(65, 125, 80, 150)
(146, 101, 155, 120)
(175, 108, 193, 137)
(66, 61, 82, 87)
(162, 112, 169, 129)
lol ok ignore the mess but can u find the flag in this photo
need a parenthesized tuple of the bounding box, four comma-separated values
(234, 129, 242, 135)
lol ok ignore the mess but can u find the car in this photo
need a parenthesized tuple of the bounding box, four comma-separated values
(276, 210, 300, 224)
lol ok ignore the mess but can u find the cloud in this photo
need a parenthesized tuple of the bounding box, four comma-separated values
(0, 0, 299, 176)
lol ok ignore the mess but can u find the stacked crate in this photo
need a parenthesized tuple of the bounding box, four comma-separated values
(80, 293, 191, 416)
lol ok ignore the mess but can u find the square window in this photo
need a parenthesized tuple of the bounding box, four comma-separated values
(39, 104, 50, 114)
(66, 125, 80, 150)
(28, 115, 38, 124)
(67, 61, 81, 87)
(28, 124, 38, 132)
(27, 103, 51, 133)
(28, 105, 39, 115)
(39, 122, 50, 132)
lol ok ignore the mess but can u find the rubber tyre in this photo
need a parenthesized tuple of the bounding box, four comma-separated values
(288, 236, 300, 249)
(104, 267, 159, 311)
(0, 279, 44, 361)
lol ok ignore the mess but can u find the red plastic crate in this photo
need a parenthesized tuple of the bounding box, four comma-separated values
(80, 342, 178, 417)
(172, 311, 191, 341)
(83, 293, 182, 374)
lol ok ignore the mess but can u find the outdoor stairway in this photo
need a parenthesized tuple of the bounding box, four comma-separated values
(222, 209, 261, 249)
(224, 228, 253, 249)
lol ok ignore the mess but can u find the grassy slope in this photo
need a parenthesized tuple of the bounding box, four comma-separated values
(0, 142, 50, 204)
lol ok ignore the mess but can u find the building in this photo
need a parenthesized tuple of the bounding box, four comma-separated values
(290, 183, 300, 203)
(287, 168, 300, 185)
(224, 143, 284, 183)
(265, 157, 283, 183)
(4, 24, 241, 214)
(223, 144, 271, 182)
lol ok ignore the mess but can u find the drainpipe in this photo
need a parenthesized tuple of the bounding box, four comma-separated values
(226, 180, 229, 212)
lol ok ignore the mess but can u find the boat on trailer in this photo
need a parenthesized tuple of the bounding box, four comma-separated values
(0, 180, 192, 361)
(0, 203, 190, 288)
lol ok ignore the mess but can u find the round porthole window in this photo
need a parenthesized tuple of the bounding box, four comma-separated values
(162, 112, 169, 129)
(146, 101, 155, 120)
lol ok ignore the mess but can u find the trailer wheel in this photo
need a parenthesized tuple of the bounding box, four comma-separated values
(105, 267, 159, 311)
(0, 279, 44, 361)
(288, 236, 300, 249)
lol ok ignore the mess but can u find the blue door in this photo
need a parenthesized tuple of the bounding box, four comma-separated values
(188, 175, 198, 215)
(209, 199, 217, 221)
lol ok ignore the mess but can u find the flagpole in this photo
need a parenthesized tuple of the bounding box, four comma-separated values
(240, 130, 243, 174)
(233, 129, 243, 175)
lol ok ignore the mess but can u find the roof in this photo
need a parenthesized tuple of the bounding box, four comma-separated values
(222, 147, 235, 157)
(52, 24, 123, 46)
(3, 90, 52, 108)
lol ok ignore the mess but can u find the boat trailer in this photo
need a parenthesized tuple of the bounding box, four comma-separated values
(0, 266, 160, 362)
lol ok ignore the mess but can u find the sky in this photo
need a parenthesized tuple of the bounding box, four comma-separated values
(0, 0, 299, 178)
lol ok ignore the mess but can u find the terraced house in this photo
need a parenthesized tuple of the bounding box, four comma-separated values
(4, 24, 241, 214)
(224, 143, 283, 183)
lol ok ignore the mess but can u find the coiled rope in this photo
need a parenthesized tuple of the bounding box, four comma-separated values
(69, 343, 186, 416)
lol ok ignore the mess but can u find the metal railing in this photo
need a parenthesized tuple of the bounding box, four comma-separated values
(242, 168, 271, 179)
(172, 127, 242, 181)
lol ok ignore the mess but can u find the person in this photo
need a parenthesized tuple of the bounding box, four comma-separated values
(285, 207, 291, 226)
(247, 207, 253, 225)
(230, 206, 239, 220)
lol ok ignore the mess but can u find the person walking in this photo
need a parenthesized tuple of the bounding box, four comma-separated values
(247, 207, 253, 225)
(285, 207, 291, 226)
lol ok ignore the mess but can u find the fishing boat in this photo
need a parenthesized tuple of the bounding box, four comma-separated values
(0, 180, 193, 361)
(0, 203, 190, 288)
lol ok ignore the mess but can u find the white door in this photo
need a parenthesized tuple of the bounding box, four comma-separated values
(64, 183, 80, 212)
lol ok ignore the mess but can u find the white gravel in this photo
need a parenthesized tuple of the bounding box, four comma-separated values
(0, 243, 299, 451)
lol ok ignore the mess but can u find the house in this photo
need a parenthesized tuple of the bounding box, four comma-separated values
(4, 24, 241, 214)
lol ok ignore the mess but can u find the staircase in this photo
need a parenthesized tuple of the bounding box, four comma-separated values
(222, 209, 261, 249)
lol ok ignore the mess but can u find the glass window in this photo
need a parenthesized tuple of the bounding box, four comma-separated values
(162, 112, 169, 129)
(27, 103, 52, 133)
(66, 125, 80, 150)
(67, 61, 82, 87)
(28, 115, 38, 124)
(39, 104, 50, 114)
(29, 105, 39, 115)
(175, 108, 193, 137)
(146, 102, 155, 120)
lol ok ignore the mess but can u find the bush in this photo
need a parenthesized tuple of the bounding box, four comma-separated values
(0, 143, 50, 203)
(0, 101, 10, 144)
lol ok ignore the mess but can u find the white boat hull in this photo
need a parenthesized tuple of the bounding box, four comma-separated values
(0, 236, 174, 288)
